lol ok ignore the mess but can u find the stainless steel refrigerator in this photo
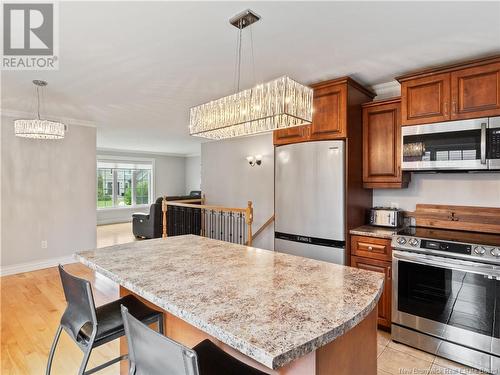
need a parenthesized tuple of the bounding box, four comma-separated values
(274, 140, 345, 264)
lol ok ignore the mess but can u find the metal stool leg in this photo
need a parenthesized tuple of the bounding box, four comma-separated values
(78, 346, 93, 375)
(46, 325, 63, 375)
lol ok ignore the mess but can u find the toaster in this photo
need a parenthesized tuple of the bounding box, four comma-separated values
(368, 207, 404, 228)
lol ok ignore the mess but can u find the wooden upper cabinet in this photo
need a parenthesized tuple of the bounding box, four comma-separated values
(273, 125, 309, 146)
(451, 62, 500, 120)
(398, 55, 500, 126)
(401, 73, 451, 126)
(309, 82, 347, 139)
(362, 98, 409, 188)
(273, 77, 374, 146)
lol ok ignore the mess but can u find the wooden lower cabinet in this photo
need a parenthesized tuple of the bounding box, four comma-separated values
(351, 235, 392, 330)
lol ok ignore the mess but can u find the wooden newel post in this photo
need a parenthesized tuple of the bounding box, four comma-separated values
(162, 196, 168, 239)
(200, 194, 206, 236)
(246, 201, 253, 246)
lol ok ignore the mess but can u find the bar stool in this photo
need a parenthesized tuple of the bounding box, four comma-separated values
(46, 265, 164, 375)
(121, 305, 269, 375)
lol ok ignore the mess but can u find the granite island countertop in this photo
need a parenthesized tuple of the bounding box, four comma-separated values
(76, 235, 384, 370)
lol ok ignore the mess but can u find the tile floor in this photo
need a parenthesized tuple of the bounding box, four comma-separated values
(96, 224, 491, 375)
(377, 330, 489, 375)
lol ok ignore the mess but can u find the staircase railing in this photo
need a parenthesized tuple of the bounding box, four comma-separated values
(162, 196, 254, 246)
(245, 214, 275, 246)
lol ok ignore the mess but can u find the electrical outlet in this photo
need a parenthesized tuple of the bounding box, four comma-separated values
(41, 240, 48, 249)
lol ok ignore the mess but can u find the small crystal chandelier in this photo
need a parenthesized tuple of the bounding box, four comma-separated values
(189, 9, 313, 140)
(14, 80, 66, 140)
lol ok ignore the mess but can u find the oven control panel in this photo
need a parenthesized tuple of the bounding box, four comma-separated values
(392, 235, 500, 264)
(420, 239, 471, 255)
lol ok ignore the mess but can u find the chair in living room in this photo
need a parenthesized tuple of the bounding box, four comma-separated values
(132, 191, 201, 239)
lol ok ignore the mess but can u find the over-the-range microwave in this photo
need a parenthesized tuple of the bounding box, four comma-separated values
(402, 116, 500, 171)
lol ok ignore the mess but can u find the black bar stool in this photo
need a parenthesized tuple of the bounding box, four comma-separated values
(121, 305, 269, 375)
(46, 265, 164, 375)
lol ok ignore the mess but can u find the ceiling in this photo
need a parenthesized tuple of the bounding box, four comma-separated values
(2, 1, 500, 155)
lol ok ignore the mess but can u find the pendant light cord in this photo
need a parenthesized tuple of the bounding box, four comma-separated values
(233, 17, 257, 93)
(237, 19, 242, 92)
(250, 25, 256, 86)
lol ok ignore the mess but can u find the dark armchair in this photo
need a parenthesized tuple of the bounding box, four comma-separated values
(132, 191, 201, 239)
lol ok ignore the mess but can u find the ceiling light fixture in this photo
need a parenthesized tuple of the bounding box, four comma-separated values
(14, 80, 66, 140)
(189, 9, 313, 140)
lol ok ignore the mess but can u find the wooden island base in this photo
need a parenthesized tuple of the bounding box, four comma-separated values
(120, 287, 377, 375)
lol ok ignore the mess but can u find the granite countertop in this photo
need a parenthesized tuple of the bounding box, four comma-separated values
(350, 225, 400, 239)
(76, 235, 384, 370)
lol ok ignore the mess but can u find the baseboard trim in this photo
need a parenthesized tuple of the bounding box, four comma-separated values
(0, 255, 76, 276)
(97, 218, 133, 225)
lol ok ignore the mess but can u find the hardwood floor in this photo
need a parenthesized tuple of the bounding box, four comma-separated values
(1, 223, 135, 375)
(1, 263, 120, 375)
(96, 222, 136, 248)
(0, 223, 486, 374)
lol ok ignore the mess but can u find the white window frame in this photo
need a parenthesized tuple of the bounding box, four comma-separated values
(96, 155, 155, 211)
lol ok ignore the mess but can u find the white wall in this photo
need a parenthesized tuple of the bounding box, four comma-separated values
(1, 116, 97, 274)
(96, 150, 186, 224)
(373, 173, 500, 211)
(185, 155, 201, 194)
(201, 133, 275, 250)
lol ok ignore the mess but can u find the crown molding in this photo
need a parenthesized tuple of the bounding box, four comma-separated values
(0, 108, 97, 128)
(370, 81, 401, 99)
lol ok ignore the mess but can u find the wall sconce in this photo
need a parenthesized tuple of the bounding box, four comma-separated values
(246, 155, 262, 167)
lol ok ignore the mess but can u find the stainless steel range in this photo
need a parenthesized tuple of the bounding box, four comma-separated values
(391, 227, 500, 373)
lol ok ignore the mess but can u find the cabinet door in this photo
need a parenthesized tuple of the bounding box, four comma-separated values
(351, 255, 392, 329)
(451, 62, 500, 120)
(363, 101, 402, 186)
(273, 125, 309, 146)
(309, 83, 347, 139)
(401, 73, 451, 125)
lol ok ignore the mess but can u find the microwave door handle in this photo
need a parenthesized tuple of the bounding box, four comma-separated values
(481, 122, 487, 164)
(393, 250, 499, 278)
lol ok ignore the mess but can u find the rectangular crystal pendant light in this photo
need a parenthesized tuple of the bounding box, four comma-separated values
(189, 76, 313, 140)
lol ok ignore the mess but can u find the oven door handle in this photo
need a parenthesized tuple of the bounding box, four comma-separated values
(393, 250, 500, 278)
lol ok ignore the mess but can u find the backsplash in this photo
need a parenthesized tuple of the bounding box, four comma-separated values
(373, 173, 500, 211)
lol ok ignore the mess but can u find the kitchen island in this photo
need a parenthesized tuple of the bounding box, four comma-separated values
(76, 235, 384, 374)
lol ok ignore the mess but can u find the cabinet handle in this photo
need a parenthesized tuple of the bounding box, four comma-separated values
(388, 266, 391, 280)
(452, 101, 457, 114)
(444, 102, 449, 116)
(368, 246, 373, 251)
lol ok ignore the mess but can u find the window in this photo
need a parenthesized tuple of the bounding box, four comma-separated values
(96, 157, 154, 209)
